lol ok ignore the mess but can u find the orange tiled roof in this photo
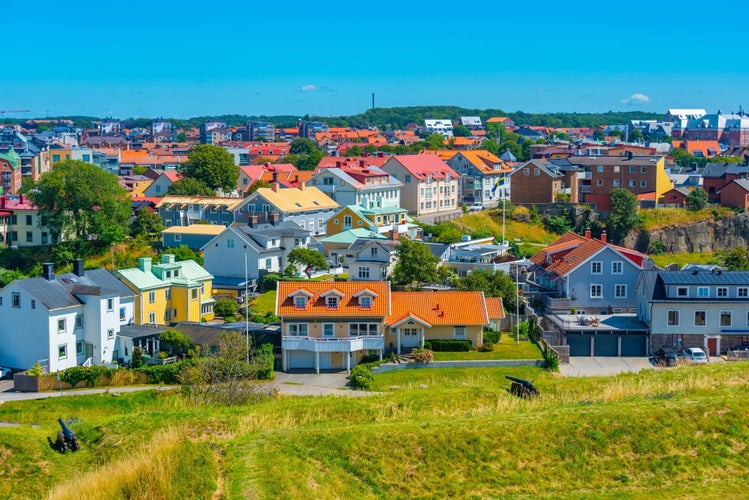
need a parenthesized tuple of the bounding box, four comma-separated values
(485, 297, 505, 320)
(684, 140, 721, 156)
(387, 291, 489, 326)
(276, 281, 391, 318)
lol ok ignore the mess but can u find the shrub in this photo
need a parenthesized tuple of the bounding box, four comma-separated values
(478, 342, 494, 352)
(138, 362, 183, 384)
(27, 361, 43, 377)
(254, 343, 274, 380)
(60, 366, 112, 387)
(483, 330, 501, 344)
(349, 365, 374, 390)
(411, 348, 434, 363)
(214, 299, 238, 318)
(261, 273, 281, 292)
(423, 339, 471, 352)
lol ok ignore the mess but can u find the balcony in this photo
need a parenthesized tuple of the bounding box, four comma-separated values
(282, 335, 384, 352)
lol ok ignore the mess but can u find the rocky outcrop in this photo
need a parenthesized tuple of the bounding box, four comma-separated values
(623, 213, 749, 253)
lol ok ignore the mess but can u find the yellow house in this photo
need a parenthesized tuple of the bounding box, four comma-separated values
(326, 205, 411, 237)
(116, 254, 215, 324)
(49, 148, 72, 165)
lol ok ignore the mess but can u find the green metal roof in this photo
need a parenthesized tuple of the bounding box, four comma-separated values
(321, 228, 386, 244)
(116, 268, 167, 291)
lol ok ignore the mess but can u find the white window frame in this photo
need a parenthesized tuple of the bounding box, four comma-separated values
(58, 318, 66, 333)
(591, 261, 602, 275)
(717, 287, 728, 298)
(58, 344, 67, 359)
(287, 323, 309, 336)
(720, 310, 732, 327)
(359, 296, 372, 308)
(293, 296, 307, 308)
(697, 287, 709, 298)
(322, 323, 335, 337)
(614, 284, 627, 299)
(677, 287, 688, 298)
(611, 261, 623, 274)
(738, 287, 748, 298)
(453, 326, 467, 339)
(326, 296, 338, 309)
(107, 329, 115, 339)
(667, 310, 679, 326)
(694, 310, 706, 327)
(590, 284, 602, 299)
(148, 291, 156, 303)
(149, 312, 156, 323)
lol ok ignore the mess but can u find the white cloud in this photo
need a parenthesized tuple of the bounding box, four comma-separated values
(622, 93, 650, 105)
(300, 84, 319, 92)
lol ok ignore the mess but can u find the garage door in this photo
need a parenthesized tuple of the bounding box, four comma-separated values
(288, 351, 315, 369)
(594, 335, 618, 356)
(318, 353, 331, 369)
(620, 335, 647, 356)
(567, 334, 591, 356)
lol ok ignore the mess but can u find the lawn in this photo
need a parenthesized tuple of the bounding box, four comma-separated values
(433, 333, 543, 360)
(650, 251, 716, 268)
(2, 363, 748, 499)
(250, 290, 276, 316)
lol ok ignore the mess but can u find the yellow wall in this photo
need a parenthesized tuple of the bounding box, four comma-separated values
(385, 324, 483, 346)
(130, 179, 153, 198)
(120, 283, 169, 325)
(50, 150, 72, 165)
(654, 157, 673, 201)
(326, 207, 371, 236)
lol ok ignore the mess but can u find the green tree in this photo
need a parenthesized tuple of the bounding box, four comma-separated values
(424, 133, 446, 150)
(453, 269, 518, 312)
(390, 238, 440, 290)
(130, 207, 165, 240)
(160, 245, 203, 265)
(289, 138, 318, 155)
(214, 299, 239, 319)
(0, 268, 26, 287)
(287, 247, 328, 276)
(452, 125, 471, 137)
(629, 129, 644, 143)
(159, 329, 194, 358)
(717, 247, 749, 270)
(246, 179, 271, 195)
(344, 145, 362, 156)
(176, 131, 186, 142)
(607, 189, 641, 243)
(685, 187, 708, 211)
(181, 144, 239, 191)
(544, 214, 572, 234)
(22, 160, 130, 245)
(168, 177, 215, 196)
(592, 129, 605, 141)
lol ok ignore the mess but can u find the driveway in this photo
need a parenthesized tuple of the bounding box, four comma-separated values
(560, 357, 655, 377)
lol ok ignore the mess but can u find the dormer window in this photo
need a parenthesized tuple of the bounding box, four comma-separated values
(326, 296, 339, 309)
(359, 296, 372, 308)
(294, 296, 307, 308)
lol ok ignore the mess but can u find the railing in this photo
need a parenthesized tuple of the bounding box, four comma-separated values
(282, 335, 384, 352)
(726, 350, 749, 361)
(542, 295, 573, 312)
(82, 357, 93, 367)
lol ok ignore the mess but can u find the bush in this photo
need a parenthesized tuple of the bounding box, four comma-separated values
(411, 348, 434, 363)
(254, 343, 274, 380)
(483, 330, 501, 344)
(423, 339, 471, 352)
(478, 342, 494, 352)
(261, 273, 281, 292)
(349, 365, 374, 390)
(214, 299, 238, 318)
(138, 362, 183, 384)
(27, 361, 43, 377)
(60, 366, 113, 387)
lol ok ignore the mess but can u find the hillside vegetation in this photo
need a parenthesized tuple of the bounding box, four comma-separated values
(1, 363, 747, 499)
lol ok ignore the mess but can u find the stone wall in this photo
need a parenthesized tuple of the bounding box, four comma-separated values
(623, 213, 749, 254)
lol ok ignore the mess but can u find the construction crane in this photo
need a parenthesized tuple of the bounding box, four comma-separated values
(0, 109, 30, 115)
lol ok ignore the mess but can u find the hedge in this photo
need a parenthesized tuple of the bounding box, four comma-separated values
(423, 339, 472, 352)
(483, 330, 501, 344)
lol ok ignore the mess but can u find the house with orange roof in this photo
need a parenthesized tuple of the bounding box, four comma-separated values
(385, 290, 489, 354)
(276, 280, 391, 372)
(487, 117, 516, 127)
(237, 163, 297, 192)
(528, 228, 652, 316)
(682, 140, 721, 158)
(527, 229, 653, 356)
(445, 150, 512, 207)
(485, 297, 505, 331)
(381, 155, 459, 217)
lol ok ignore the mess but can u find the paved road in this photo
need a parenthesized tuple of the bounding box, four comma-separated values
(559, 357, 655, 377)
(0, 371, 361, 403)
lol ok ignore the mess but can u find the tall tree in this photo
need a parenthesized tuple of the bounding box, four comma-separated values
(181, 144, 239, 191)
(130, 207, 165, 240)
(390, 238, 440, 290)
(168, 177, 215, 196)
(607, 188, 641, 243)
(286, 138, 323, 171)
(23, 160, 130, 244)
(287, 247, 328, 271)
(685, 187, 708, 211)
(453, 269, 518, 312)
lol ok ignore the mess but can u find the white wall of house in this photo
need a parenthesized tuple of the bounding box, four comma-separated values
(48, 310, 80, 372)
(0, 289, 51, 371)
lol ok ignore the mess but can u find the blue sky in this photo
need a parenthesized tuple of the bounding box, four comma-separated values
(2, 0, 747, 119)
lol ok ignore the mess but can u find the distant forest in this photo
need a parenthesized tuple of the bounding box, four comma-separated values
(11, 106, 663, 131)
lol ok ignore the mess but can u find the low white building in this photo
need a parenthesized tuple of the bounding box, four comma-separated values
(0, 260, 135, 372)
(424, 119, 454, 138)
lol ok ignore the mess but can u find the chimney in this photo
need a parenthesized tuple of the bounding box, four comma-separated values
(138, 257, 152, 273)
(359, 159, 366, 168)
(249, 215, 258, 227)
(600, 231, 607, 243)
(272, 183, 280, 193)
(42, 262, 55, 281)
(336, 161, 342, 168)
(585, 228, 591, 240)
(264, 162, 270, 168)
(295, 174, 299, 184)
(272, 172, 278, 183)
(270, 212, 279, 225)
(73, 258, 84, 277)
(161, 254, 175, 264)
(298, 181, 306, 191)
(378, 152, 384, 158)
(390, 229, 399, 240)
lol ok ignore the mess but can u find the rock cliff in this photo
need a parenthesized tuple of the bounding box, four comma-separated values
(623, 213, 749, 253)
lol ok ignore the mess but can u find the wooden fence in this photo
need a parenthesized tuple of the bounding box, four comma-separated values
(14, 370, 150, 392)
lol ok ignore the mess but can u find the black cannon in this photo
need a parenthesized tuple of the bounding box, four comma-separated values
(506, 376, 539, 399)
(51, 418, 80, 453)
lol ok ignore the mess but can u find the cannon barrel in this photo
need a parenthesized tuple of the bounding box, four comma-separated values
(505, 375, 534, 387)
(58, 418, 75, 440)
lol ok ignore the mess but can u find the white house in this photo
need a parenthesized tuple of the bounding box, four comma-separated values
(424, 119, 454, 138)
(0, 260, 136, 372)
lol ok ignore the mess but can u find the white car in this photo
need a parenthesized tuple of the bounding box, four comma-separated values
(469, 203, 485, 212)
(682, 347, 708, 364)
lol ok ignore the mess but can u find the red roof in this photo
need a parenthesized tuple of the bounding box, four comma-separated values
(387, 155, 458, 180)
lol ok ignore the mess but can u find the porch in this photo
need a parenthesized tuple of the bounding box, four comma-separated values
(281, 335, 384, 373)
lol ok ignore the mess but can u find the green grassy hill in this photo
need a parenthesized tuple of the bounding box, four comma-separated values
(1, 363, 747, 499)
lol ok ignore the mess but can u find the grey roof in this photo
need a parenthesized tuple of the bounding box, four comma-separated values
(702, 163, 732, 178)
(347, 238, 399, 253)
(658, 269, 749, 286)
(728, 178, 749, 192)
(14, 269, 135, 311)
(119, 324, 171, 340)
(239, 221, 311, 240)
(424, 242, 451, 259)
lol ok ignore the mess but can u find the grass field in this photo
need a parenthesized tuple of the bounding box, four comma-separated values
(650, 251, 716, 268)
(1, 362, 747, 498)
(433, 333, 543, 360)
